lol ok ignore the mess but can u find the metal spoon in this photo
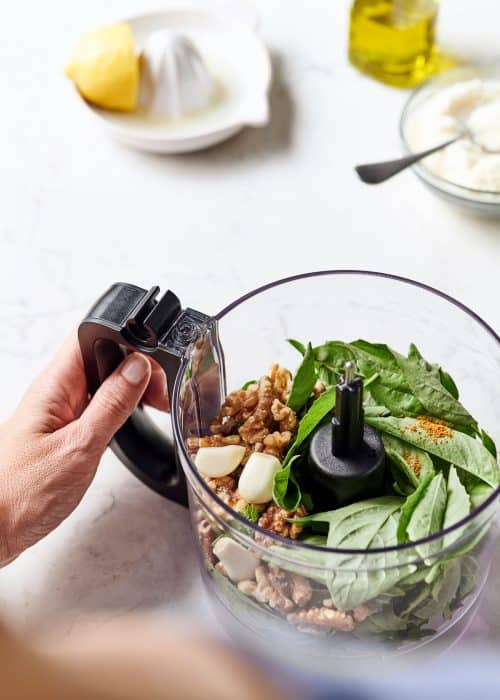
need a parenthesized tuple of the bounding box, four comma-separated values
(355, 124, 500, 185)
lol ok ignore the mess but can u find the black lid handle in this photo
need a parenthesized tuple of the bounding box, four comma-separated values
(78, 283, 219, 506)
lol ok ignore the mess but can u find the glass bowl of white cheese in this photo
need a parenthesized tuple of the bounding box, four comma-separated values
(400, 64, 500, 216)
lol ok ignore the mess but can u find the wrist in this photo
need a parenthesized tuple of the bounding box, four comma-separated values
(0, 491, 17, 568)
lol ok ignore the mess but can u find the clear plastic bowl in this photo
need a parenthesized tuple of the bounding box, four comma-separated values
(172, 271, 500, 674)
(400, 64, 500, 217)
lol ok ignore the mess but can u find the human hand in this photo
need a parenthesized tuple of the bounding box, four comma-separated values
(1, 618, 288, 700)
(0, 334, 168, 565)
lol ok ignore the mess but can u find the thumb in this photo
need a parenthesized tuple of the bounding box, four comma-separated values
(78, 353, 152, 453)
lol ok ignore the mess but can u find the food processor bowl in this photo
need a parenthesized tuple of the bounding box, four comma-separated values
(79, 271, 500, 675)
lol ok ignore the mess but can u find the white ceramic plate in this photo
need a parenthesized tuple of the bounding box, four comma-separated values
(72, 7, 272, 153)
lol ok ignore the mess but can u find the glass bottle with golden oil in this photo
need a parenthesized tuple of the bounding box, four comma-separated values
(349, 0, 440, 87)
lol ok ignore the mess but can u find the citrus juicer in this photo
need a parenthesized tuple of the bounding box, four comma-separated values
(78, 272, 500, 674)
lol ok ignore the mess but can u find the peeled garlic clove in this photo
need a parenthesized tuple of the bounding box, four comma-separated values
(195, 445, 246, 478)
(238, 453, 282, 504)
(213, 537, 258, 582)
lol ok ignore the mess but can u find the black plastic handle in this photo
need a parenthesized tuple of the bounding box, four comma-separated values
(78, 283, 216, 506)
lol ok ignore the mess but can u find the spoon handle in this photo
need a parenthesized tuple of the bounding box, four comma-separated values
(355, 137, 461, 185)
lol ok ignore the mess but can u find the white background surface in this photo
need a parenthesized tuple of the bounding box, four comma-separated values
(0, 0, 499, 656)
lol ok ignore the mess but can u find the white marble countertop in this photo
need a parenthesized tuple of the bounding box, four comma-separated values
(0, 0, 499, 659)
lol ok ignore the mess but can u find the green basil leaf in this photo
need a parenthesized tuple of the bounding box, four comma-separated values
(480, 429, 498, 458)
(272, 457, 302, 512)
(366, 416, 500, 488)
(301, 491, 314, 511)
(287, 342, 316, 412)
(287, 338, 306, 356)
(468, 481, 495, 510)
(296, 498, 417, 610)
(408, 343, 460, 400)
(442, 466, 470, 547)
(240, 503, 260, 523)
(241, 379, 258, 390)
(382, 433, 434, 490)
(439, 369, 459, 400)
(364, 405, 391, 418)
(406, 473, 447, 555)
(313, 341, 355, 387)
(394, 352, 477, 434)
(283, 387, 335, 466)
(397, 472, 435, 544)
(349, 341, 425, 417)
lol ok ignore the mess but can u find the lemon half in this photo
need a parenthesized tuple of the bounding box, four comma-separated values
(65, 23, 139, 112)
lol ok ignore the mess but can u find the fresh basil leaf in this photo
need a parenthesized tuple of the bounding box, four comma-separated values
(294, 497, 417, 610)
(301, 491, 314, 511)
(349, 340, 425, 417)
(408, 342, 460, 401)
(382, 433, 434, 490)
(240, 503, 260, 523)
(272, 457, 302, 512)
(287, 338, 306, 356)
(468, 482, 495, 510)
(326, 513, 415, 611)
(455, 555, 480, 604)
(394, 352, 477, 434)
(480, 429, 498, 458)
(314, 341, 355, 386)
(408, 342, 425, 363)
(283, 387, 335, 466)
(397, 472, 434, 544)
(393, 482, 413, 497)
(421, 561, 461, 621)
(442, 466, 470, 547)
(364, 405, 391, 418)
(295, 496, 402, 536)
(358, 605, 408, 633)
(366, 416, 500, 488)
(299, 533, 327, 545)
(241, 379, 257, 390)
(287, 342, 316, 412)
(406, 473, 447, 557)
(439, 369, 459, 400)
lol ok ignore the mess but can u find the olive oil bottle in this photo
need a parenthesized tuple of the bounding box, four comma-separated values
(349, 0, 440, 87)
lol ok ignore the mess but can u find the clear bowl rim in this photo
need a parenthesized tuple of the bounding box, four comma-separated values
(172, 270, 499, 556)
(399, 62, 500, 199)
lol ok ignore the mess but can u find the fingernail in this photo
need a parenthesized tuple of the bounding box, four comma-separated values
(121, 354, 149, 385)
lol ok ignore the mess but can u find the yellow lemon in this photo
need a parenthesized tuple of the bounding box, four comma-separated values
(65, 23, 139, 112)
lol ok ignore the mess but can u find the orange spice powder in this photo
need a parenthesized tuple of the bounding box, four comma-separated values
(407, 416, 452, 442)
(403, 451, 422, 477)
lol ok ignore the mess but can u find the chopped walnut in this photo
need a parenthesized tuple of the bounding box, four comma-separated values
(254, 564, 295, 613)
(208, 367, 297, 464)
(205, 476, 239, 508)
(187, 434, 241, 452)
(197, 516, 217, 565)
(242, 563, 312, 614)
(263, 430, 292, 458)
(257, 503, 306, 540)
(289, 573, 313, 608)
(287, 607, 355, 632)
(352, 604, 370, 623)
(313, 381, 326, 398)
(271, 399, 298, 432)
(268, 364, 292, 402)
